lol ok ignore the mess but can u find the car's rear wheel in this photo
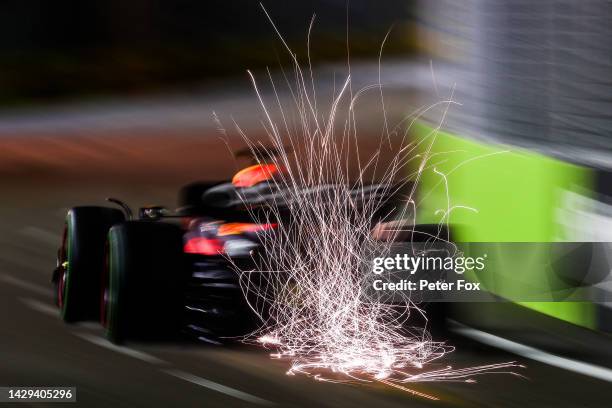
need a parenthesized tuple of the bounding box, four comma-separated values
(58, 207, 124, 323)
(105, 221, 186, 344)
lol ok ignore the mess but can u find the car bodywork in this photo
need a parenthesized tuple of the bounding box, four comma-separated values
(52, 161, 398, 343)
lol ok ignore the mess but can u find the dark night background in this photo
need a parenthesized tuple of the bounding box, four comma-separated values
(0, 1, 414, 105)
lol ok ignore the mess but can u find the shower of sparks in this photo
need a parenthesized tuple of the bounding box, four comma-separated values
(219, 4, 523, 398)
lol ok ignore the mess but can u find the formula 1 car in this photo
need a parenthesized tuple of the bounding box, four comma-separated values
(52, 151, 408, 344)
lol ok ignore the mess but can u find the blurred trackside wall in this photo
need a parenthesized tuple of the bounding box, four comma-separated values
(414, 0, 612, 331)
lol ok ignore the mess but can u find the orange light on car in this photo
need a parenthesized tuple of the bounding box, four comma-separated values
(184, 237, 224, 255)
(232, 163, 279, 188)
(217, 223, 277, 236)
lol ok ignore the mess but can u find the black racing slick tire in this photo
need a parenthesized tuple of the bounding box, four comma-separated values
(105, 221, 186, 344)
(60, 207, 124, 323)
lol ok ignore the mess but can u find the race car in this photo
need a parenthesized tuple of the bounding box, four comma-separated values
(52, 153, 409, 345)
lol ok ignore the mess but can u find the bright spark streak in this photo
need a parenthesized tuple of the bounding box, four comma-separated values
(217, 4, 522, 398)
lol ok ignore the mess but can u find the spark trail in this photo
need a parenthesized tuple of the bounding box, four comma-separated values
(220, 4, 522, 398)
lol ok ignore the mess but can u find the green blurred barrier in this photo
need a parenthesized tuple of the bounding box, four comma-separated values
(413, 122, 597, 329)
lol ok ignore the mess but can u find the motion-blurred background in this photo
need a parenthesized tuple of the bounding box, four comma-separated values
(1, 1, 612, 407)
(0, 0, 415, 184)
(0, 0, 415, 104)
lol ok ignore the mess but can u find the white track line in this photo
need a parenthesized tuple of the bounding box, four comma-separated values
(452, 321, 612, 383)
(163, 369, 274, 406)
(74, 333, 167, 366)
(20, 226, 59, 247)
(14, 272, 273, 405)
(0, 273, 52, 297)
(20, 297, 58, 317)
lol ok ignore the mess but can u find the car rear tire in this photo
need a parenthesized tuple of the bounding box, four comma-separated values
(60, 207, 124, 323)
(105, 221, 186, 344)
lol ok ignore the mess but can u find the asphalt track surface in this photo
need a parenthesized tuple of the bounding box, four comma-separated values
(1, 66, 611, 407)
